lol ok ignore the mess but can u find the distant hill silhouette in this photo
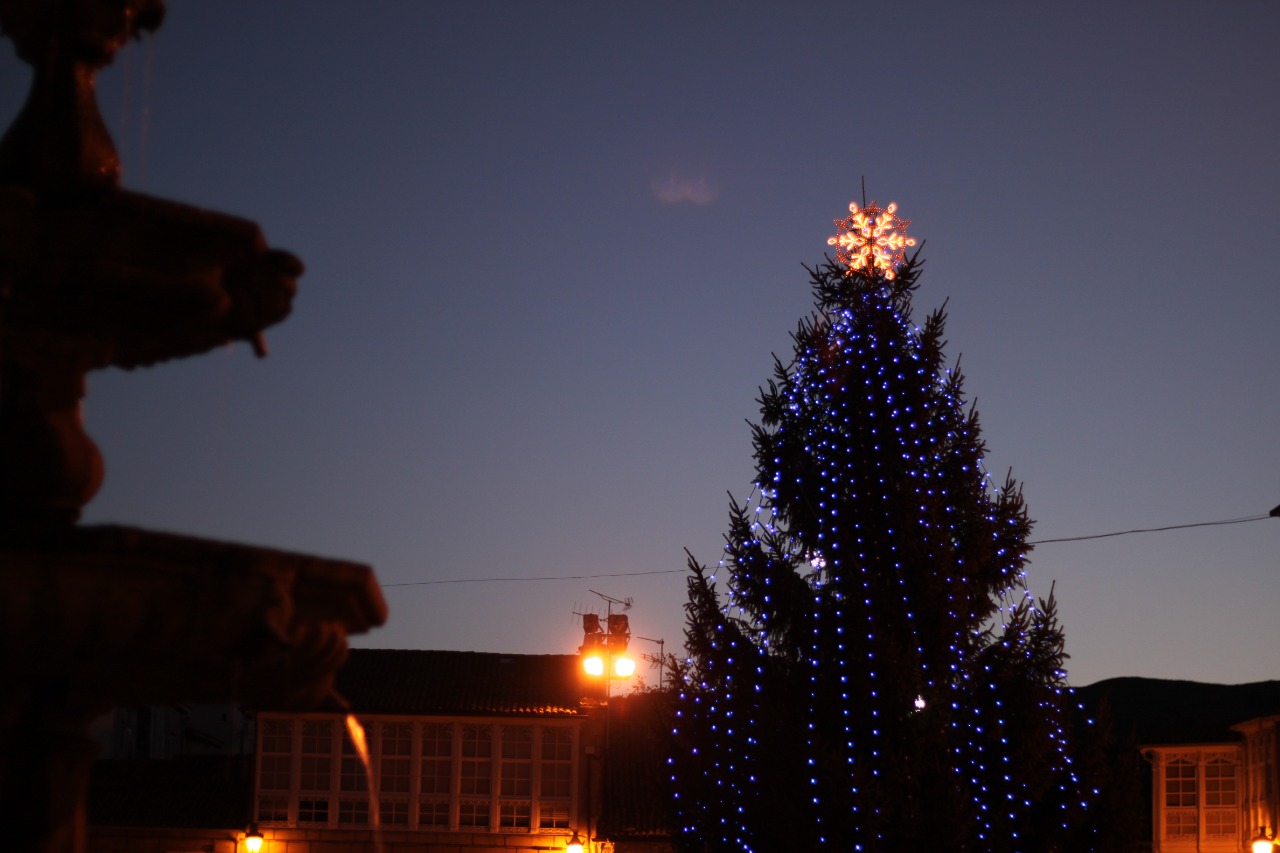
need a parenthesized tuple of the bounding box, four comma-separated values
(1073, 676, 1280, 745)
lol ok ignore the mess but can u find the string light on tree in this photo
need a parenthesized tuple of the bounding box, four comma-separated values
(826, 200, 917, 279)
(671, 195, 1090, 852)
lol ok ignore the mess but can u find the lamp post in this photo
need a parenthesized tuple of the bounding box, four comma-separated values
(1252, 827, 1275, 853)
(579, 612, 634, 682)
(578, 594, 636, 853)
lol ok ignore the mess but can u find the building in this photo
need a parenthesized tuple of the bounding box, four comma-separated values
(89, 648, 675, 853)
(1075, 678, 1280, 853)
(1143, 715, 1280, 852)
(251, 649, 598, 852)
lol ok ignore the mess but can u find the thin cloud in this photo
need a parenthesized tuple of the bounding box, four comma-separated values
(652, 174, 719, 205)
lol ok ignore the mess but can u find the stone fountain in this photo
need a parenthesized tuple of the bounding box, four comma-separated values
(0, 2, 387, 851)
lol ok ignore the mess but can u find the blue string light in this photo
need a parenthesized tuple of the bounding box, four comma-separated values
(671, 223, 1089, 851)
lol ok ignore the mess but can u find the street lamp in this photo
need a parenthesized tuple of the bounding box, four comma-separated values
(581, 627, 607, 677)
(579, 613, 633, 680)
(1252, 827, 1274, 853)
(244, 823, 263, 853)
(612, 656, 636, 677)
(577, 598, 637, 853)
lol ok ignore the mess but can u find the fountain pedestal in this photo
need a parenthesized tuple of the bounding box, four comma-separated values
(0, 2, 388, 850)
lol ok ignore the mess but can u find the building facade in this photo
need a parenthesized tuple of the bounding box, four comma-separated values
(89, 649, 629, 853)
(1142, 713, 1280, 852)
(253, 711, 586, 846)
(249, 649, 603, 853)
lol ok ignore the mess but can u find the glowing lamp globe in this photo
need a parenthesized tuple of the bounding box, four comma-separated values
(245, 824, 264, 853)
(582, 654, 605, 677)
(1251, 829, 1274, 853)
(566, 831, 586, 853)
(613, 656, 636, 678)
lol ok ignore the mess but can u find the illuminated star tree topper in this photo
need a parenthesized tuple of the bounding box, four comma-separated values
(827, 200, 917, 279)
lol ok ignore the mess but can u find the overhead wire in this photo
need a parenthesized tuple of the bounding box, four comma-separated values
(380, 568, 687, 588)
(379, 513, 1275, 588)
(1028, 514, 1270, 545)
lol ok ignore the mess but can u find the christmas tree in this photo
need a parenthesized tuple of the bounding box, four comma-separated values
(671, 200, 1087, 852)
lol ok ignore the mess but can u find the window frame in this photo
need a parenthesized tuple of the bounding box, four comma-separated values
(254, 712, 580, 836)
(1151, 747, 1242, 849)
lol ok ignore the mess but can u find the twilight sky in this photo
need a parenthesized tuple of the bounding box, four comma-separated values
(3, 1, 1277, 688)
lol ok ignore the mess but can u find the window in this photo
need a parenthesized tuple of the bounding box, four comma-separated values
(1165, 759, 1196, 807)
(420, 723, 452, 794)
(380, 800, 410, 826)
(340, 730, 369, 794)
(1156, 750, 1242, 844)
(299, 721, 334, 795)
(380, 723, 413, 794)
(1205, 807, 1236, 838)
(338, 799, 369, 825)
(501, 726, 533, 791)
(337, 722, 372, 826)
(260, 720, 292, 794)
(257, 797, 288, 822)
(499, 726, 533, 829)
(254, 715, 578, 835)
(460, 725, 493, 796)
(459, 800, 490, 828)
(1164, 758, 1196, 838)
(460, 724, 493, 828)
(1204, 757, 1235, 806)
(298, 798, 329, 825)
(500, 801, 531, 829)
(539, 727, 573, 830)
(419, 799, 450, 828)
(420, 723, 452, 827)
(1166, 807, 1197, 838)
(1204, 756, 1238, 838)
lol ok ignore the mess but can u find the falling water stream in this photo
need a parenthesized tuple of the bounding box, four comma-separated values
(112, 32, 157, 185)
(334, 692, 387, 853)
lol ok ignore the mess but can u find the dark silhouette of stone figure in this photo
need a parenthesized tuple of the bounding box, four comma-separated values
(0, 3, 387, 850)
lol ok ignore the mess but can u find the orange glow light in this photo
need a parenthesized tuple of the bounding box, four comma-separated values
(827, 200, 916, 279)
(583, 654, 605, 677)
(613, 656, 637, 678)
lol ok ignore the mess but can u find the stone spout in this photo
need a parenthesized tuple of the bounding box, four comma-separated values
(0, 185, 302, 528)
(0, 0, 300, 528)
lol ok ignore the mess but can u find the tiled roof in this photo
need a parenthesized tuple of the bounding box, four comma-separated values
(327, 648, 587, 717)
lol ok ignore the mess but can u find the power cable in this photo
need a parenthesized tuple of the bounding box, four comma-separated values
(1028, 514, 1270, 545)
(380, 568, 687, 588)
(378, 512, 1274, 588)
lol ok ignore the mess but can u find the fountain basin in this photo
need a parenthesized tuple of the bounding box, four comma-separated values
(0, 525, 386, 852)
(0, 524, 386, 709)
